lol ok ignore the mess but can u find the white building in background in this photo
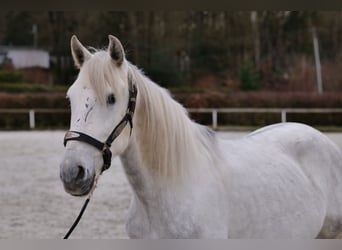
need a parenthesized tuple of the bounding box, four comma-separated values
(0, 46, 51, 84)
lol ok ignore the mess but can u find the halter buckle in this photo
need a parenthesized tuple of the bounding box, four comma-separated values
(101, 145, 112, 172)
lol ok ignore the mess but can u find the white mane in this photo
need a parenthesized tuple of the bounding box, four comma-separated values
(128, 63, 220, 180)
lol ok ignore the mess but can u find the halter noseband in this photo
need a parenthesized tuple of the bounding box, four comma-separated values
(63, 74, 137, 173)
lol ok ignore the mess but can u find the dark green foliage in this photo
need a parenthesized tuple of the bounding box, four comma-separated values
(282, 11, 315, 54)
(0, 71, 23, 83)
(190, 32, 229, 80)
(3, 11, 34, 46)
(0, 112, 70, 130)
(0, 113, 29, 129)
(0, 83, 67, 93)
(142, 49, 182, 88)
(239, 61, 261, 91)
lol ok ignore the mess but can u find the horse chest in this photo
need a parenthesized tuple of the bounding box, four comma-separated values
(126, 186, 226, 238)
(126, 198, 201, 238)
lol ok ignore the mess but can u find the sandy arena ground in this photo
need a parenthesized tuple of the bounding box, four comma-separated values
(1, 130, 342, 239)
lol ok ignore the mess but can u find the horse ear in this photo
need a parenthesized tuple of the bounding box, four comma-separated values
(70, 35, 92, 68)
(108, 35, 125, 66)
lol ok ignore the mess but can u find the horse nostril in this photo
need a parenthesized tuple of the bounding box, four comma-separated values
(76, 165, 86, 180)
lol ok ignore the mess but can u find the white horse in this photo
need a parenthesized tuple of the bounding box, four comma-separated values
(60, 35, 342, 239)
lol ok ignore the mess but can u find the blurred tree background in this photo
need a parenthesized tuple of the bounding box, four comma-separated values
(1, 11, 342, 92)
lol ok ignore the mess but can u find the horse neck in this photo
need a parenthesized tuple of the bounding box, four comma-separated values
(124, 65, 219, 185)
(120, 137, 152, 199)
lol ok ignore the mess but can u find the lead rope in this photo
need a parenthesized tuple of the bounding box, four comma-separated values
(63, 175, 100, 239)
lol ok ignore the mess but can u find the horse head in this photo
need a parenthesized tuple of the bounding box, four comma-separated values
(60, 35, 136, 196)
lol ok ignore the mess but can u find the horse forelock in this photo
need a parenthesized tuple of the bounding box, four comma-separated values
(82, 50, 128, 104)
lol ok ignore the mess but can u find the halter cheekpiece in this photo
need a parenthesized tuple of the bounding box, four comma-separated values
(63, 73, 137, 173)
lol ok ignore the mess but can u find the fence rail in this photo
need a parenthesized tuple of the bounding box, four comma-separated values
(188, 108, 342, 129)
(1, 108, 342, 129)
(0, 108, 69, 129)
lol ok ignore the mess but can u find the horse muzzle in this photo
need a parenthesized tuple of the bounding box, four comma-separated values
(60, 152, 96, 196)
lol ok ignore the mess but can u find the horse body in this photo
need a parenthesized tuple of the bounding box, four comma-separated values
(121, 121, 342, 238)
(60, 35, 342, 238)
(121, 133, 229, 238)
(222, 123, 342, 238)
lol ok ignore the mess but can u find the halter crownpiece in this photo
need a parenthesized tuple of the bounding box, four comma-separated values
(63, 73, 137, 173)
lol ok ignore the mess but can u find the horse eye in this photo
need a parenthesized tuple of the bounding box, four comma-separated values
(107, 94, 116, 105)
